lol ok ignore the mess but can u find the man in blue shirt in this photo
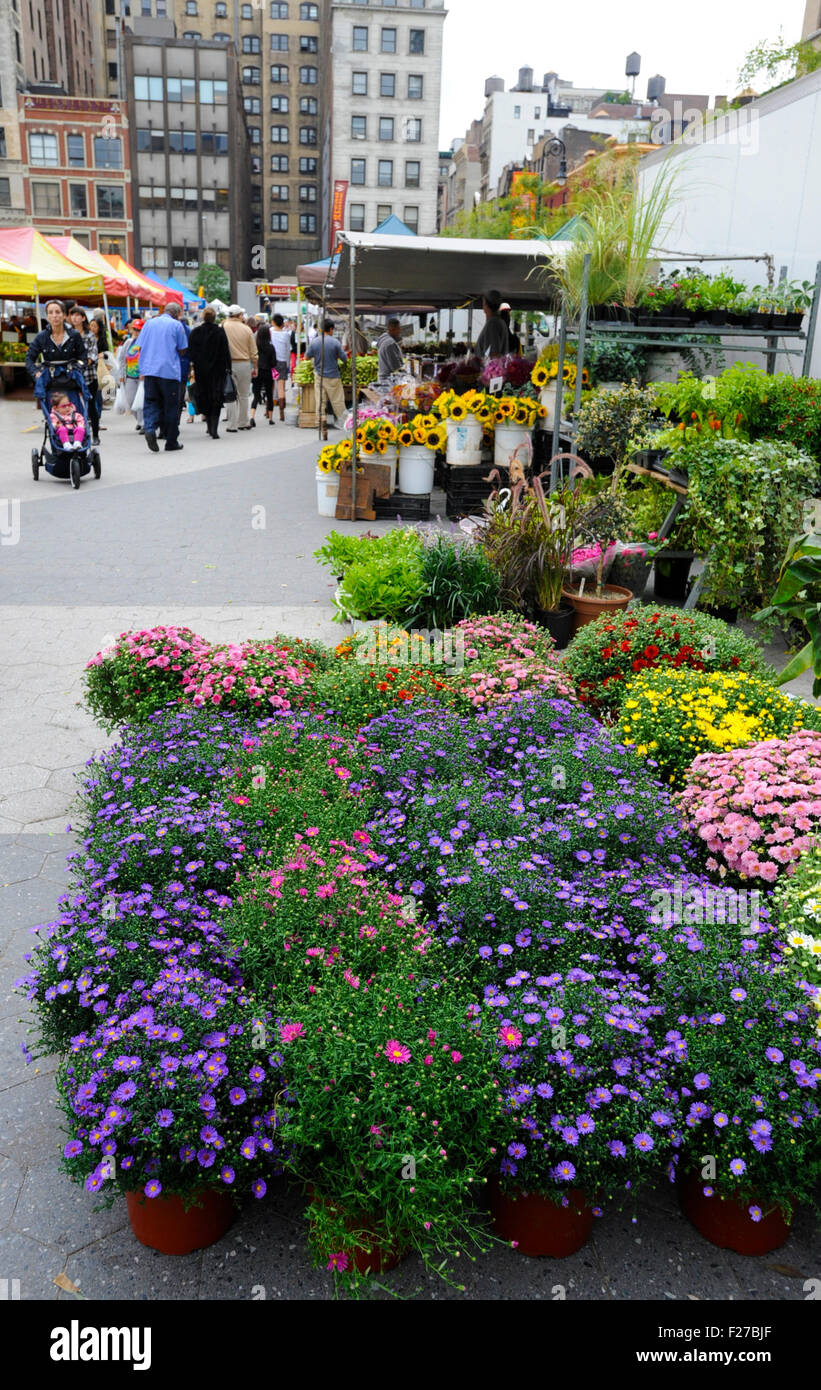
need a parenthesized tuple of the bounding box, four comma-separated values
(137, 303, 188, 452)
(306, 319, 347, 433)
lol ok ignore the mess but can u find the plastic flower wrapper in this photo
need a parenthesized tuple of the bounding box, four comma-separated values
(56, 972, 289, 1207)
(632, 905, 821, 1221)
(480, 355, 532, 391)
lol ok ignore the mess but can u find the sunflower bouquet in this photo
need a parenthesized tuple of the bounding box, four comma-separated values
(434, 388, 496, 425)
(491, 395, 543, 428)
(354, 416, 398, 456)
(395, 413, 447, 451)
(530, 359, 589, 390)
(317, 438, 353, 474)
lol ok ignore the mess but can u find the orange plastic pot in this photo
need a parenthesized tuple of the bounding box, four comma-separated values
(309, 1192, 403, 1275)
(489, 1182, 594, 1257)
(679, 1173, 792, 1256)
(562, 584, 633, 631)
(125, 1187, 236, 1256)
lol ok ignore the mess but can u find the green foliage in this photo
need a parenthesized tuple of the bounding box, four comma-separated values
(313, 530, 383, 579)
(335, 530, 426, 624)
(737, 32, 821, 91)
(195, 262, 230, 301)
(680, 439, 817, 614)
(574, 382, 657, 466)
(585, 336, 648, 385)
(406, 534, 501, 628)
(756, 531, 821, 696)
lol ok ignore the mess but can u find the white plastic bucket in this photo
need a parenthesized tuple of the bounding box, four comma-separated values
(494, 424, 532, 468)
(316, 465, 339, 517)
(539, 385, 558, 431)
(398, 444, 434, 495)
(445, 417, 483, 465)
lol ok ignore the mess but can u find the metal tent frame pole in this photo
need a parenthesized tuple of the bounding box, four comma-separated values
(802, 260, 821, 377)
(350, 245, 358, 518)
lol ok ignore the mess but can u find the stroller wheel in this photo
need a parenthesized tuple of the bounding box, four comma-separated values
(31, 448, 40, 481)
(69, 454, 81, 490)
(91, 449, 102, 480)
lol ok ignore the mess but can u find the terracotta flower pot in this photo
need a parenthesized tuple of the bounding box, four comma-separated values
(561, 583, 633, 631)
(310, 1192, 403, 1275)
(489, 1181, 594, 1257)
(679, 1173, 792, 1256)
(125, 1187, 236, 1256)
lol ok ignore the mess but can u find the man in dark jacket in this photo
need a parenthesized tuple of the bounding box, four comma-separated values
(475, 289, 510, 358)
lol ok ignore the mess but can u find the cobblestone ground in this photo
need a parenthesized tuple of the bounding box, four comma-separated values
(0, 395, 818, 1300)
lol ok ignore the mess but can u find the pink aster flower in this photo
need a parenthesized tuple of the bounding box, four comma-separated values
(385, 1039, 411, 1064)
(498, 1025, 522, 1048)
(279, 1021, 305, 1044)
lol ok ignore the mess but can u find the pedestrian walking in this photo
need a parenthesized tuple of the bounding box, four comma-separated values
(306, 319, 347, 432)
(376, 317, 404, 387)
(188, 306, 232, 439)
(116, 317, 144, 430)
(288, 319, 297, 377)
(475, 289, 510, 358)
(137, 303, 188, 452)
(249, 322, 275, 427)
(68, 305, 102, 445)
(270, 313, 291, 421)
(223, 305, 258, 431)
(25, 299, 87, 382)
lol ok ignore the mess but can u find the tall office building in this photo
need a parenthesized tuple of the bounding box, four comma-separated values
(123, 19, 251, 290)
(327, 0, 446, 240)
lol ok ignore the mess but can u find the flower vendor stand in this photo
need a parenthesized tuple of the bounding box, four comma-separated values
(126, 1188, 236, 1256)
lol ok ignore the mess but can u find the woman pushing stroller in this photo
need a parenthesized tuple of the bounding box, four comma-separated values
(25, 299, 87, 381)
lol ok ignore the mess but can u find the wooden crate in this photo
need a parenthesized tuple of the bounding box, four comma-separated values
(335, 460, 392, 521)
(298, 381, 318, 428)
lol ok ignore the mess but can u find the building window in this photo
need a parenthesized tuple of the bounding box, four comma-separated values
(32, 181, 61, 215)
(242, 34, 260, 53)
(251, 154, 262, 172)
(299, 65, 317, 83)
(405, 159, 420, 187)
(382, 0, 397, 5)
(299, 34, 317, 51)
(299, 213, 316, 233)
(252, 214, 262, 233)
(168, 130, 197, 153)
(270, 124, 289, 142)
(28, 132, 59, 166)
(352, 25, 368, 51)
(242, 66, 260, 84)
(201, 131, 229, 153)
(409, 0, 425, 7)
(527, 128, 534, 143)
(134, 74, 164, 100)
(248, 126, 261, 144)
(409, 28, 424, 53)
(299, 155, 317, 173)
(352, 71, 368, 95)
(270, 185, 289, 201)
(299, 125, 317, 144)
(96, 184, 125, 219)
(380, 72, 395, 97)
(69, 183, 88, 217)
(376, 203, 391, 223)
(349, 202, 365, 231)
(403, 204, 419, 231)
(270, 94, 289, 112)
(270, 0, 288, 14)
(270, 64, 288, 82)
(379, 116, 394, 141)
(241, 2, 253, 15)
(0, 129, 5, 159)
(270, 33, 288, 49)
(377, 159, 393, 186)
(534, 106, 541, 118)
(142, 245, 168, 269)
(381, 26, 396, 52)
(0, 178, 10, 208)
(215, 1, 227, 14)
(299, 1, 318, 16)
(185, 0, 197, 12)
(299, 183, 317, 201)
(351, 158, 366, 185)
(513, 105, 520, 118)
(299, 95, 318, 114)
(108, 60, 118, 80)
(93, 136, 122, 168)
(408, 73, 423, 99)
(351, 114, 367, 140)
(270, 153, 289, 172)
(271, 212, 289, 232)
(199, 78, 227, 103)
(244, 95, 261, 114)
(138, 185, 166, 211)
(136, 128, 165, 152)
(169, 186, 199, 211)
(167, 76, 196, 102)
(66, 133, 85, 166)
(251, 184, 262, 203)
(182, 31, 201, 39)
(405, 117, 422, 142)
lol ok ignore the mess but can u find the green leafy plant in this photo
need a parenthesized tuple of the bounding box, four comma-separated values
(405, 533, 501, 629)
(334, 530, 426, 623)
(584, 336, 648, 386)
(574, 383, 657, 468)
(756, 530, 821, 695)
(313, 530, 383, 581)
(194, 262, 229, 302)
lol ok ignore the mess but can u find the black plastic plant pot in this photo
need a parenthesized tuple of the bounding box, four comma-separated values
(536, 605, 575, 650)
(633, 447, 671, 472)
(638, 313, 659, 326)
(698, 602, 740, 625)
(706, 309, 729, 326)
(748, 312, 772, 330)
(784, 311, 804, 330)
(653, 554, 694, 602)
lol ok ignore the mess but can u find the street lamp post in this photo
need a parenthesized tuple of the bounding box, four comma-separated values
(544, 136, 568, 205)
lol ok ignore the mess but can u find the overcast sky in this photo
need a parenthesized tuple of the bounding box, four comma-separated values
(438, 0, 807, 146)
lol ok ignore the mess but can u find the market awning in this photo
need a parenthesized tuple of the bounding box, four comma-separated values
(297, 213, 418, 291)
(317, 233, 566, 309)
(0, 227, 104, 299)
(47, 237, 132, 299)
(142, 270, 205, 308)
(101, 255, 177, 307)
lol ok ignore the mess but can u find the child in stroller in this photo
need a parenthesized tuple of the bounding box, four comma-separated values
(49, 391, 86, 450)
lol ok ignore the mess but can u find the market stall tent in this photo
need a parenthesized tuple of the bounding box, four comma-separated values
(296, 213, 417, 290)
(0, 227, 103, 299)
(101, 255, 175, 307)
(47, 237, 132, 299)
(142, 270, 205, 308)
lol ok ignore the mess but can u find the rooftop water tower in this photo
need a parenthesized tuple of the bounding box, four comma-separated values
(626, 51, 641, 98)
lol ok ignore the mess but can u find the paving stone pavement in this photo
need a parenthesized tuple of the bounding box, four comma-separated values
(1, 393, 819, 1300)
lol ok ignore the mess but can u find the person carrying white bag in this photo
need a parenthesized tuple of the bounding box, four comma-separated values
(115, 318, 145, 431)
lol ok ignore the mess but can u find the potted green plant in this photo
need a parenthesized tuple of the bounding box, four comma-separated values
(755, 528, 821, 692)
(330, 529, 427, 627)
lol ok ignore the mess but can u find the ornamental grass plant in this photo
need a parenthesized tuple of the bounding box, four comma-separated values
(618, 668, 821, 787)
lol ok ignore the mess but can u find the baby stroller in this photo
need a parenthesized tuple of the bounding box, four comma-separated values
(31, 361, 101, 490)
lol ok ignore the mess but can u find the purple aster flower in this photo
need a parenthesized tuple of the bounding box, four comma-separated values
(535, 1082, 554, 1099)
(144, 1179, 162, 1198)
(748, 1205, 762, 1222)
(765, 1047, 784, 1064)
(693, 1072, 710, 1090)
(240, 1136, 256, 1160)
(561, 1126, 579, 1146)
(651, 1111, 672, 1127)
(63, 1140, 83, 1158)
(179, 1145, 196, 1163)
(729, 1158, 746, 1176)
(576, 1114, 595, 1135)
(220, 1166, 236, 1185)
(229, 1087, 247, 1106)
(156, 1109, 174, 1128)
(197, 1148, 216, 1168)
(200, 1125, 219, 1144)
(553, 1160, 576, 1182)
(252, 1178, 267, 1198)
(633, 1132, 654, 1152)
(713, 1112, 729, 1128)
(507, 1143, 527, 1160)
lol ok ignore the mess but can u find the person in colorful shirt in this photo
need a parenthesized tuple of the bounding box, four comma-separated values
(117, 317, 144, 431)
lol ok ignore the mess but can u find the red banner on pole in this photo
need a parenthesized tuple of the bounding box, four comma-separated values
(330, 179, 348, 254)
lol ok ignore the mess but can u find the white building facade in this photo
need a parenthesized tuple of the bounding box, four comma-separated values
(329, 0, 445, 238)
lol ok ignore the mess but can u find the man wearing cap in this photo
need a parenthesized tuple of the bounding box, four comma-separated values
(137, 302, 188, 452)
(223, 305, 258, 431)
